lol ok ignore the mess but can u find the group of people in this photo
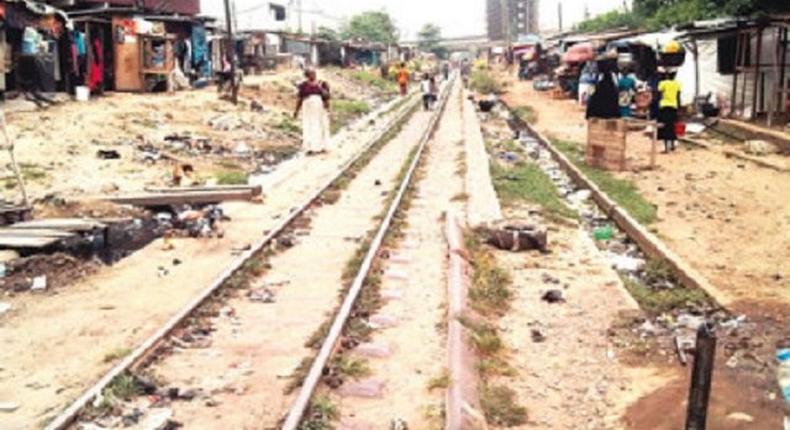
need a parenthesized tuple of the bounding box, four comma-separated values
(585, 57, 683, 153)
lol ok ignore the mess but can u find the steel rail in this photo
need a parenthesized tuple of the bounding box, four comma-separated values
(44, 93, 422, 430)
(281, 76, 457, 430)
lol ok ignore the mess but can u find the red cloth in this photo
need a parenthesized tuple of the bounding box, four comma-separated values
(89, 38, 103, 91)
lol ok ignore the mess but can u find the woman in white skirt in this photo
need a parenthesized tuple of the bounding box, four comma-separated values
(294, 69, 331, 155)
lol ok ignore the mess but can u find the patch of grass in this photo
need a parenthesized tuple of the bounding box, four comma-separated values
(350, 70, 396, 93)
(19, 163, 47, 182)
(300, 394, 338, 430)
(513, 105, 538, 124)
(427, 369, 450, 391)
(469, 69, 502, 94)
(464, 233, 514, 316)
(490, 160, 578, 221)
(102, 347, 131, 363)
(619, 274, 710, 315)
(481, 385, 528, 427)
(332, 355, 371, 379)
(478, 357, 517, 378)
(215, 170, 248, 185)
(552, 139, 657, 225)
(458, 315, 503, 357)
(275, 116, 302, 135)
(331, 99, 371, 135)
(104, 373, 143, 401)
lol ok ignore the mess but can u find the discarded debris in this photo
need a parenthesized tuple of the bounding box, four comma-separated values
(0, 302, 11, 316)
(531, 329, 546, 343)
(0, 402, 20, 413)
(96, 149, 121, 160)
(480, 219, 548, 252)
(248, 288, 275, 303)
(541, 290, 565, 304)
(30, 275, 47, 291)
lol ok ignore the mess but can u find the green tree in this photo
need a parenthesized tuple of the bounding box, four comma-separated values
(417, 23, 448, 59)
(316, 26, 340, 43)
(341, 11, 399, 44)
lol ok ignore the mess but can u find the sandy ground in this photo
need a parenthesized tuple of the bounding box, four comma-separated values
(501, 77, 790, 312)
(1, 69, 387, 204)
(84, 105, 436, 429)
(0, 93, 412, 429)
(499, 74, 789, 428)
(333, 82, 467, 430)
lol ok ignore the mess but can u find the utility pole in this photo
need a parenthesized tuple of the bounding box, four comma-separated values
(297, 0, 303, 34)
(558, 2, 563, 32)
(223, 0, 238, 104)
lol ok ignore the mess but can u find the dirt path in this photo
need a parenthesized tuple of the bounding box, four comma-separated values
(333, 82, 467, 430)
(0, 97, 411, 429)
(501, 78, 790, 312)
(74, 105, 436, 429)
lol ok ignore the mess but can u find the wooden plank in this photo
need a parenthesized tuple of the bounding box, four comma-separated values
(12, 218, 105, 232)
(144, 184, 263, 197)
(0, 228, 74, 238)
(0, 236, 63, 248)
(105, 190, 255, 207)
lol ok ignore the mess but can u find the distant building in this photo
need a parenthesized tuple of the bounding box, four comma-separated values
(487, 0, 540, 41)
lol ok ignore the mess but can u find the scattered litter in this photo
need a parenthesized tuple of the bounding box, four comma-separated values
(172, 259, 182, 266)
(30, 275, 47, 291)
(390, 418, 409, 430)
(531, 329, 546, 343)
(725, 412, 754, 423)
(157, 267, 169, 277)
(0, 401, 19, 412)
(338, 378, 386, 398)
(96, 149, 121, 160)
(0, 302, 11, 316)
(541, 290, 565, 303)
(685, 122, 706, 135)
(609, 254, 645, 272)
(674, 335, 695, 366)
(744, 140, 778, 156)
(248, 288, 275, 303)
(482, 219, 548, 252)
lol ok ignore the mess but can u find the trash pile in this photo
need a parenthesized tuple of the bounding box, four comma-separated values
(155, 205, 229, 240)
(0, 253, 99, 293)
(497, 106, 766, 367)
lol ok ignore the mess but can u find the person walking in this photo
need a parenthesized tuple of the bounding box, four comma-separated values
(618, 68, 637, 118)
(397, 63, 410, 96)
(420, 73, 434, 110)
(294, 69, 331, 155)
(657, 70, 681, 152)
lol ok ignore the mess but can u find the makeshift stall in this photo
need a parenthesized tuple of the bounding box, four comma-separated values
(586, 118, 659, 171)
(112, 17, 175, 92)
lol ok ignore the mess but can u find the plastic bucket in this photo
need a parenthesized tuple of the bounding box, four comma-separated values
(675, 122, 686, 137)
(75, 86, 90, 102)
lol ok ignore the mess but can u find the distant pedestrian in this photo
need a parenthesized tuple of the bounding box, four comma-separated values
(421, 73, 434, 110)
(397, 63, 410, 96)
(294, 68, 331, 155)
(442, 62, 450, 81)
(461, 59, 471, 87)
(618, 69, 636, 117)
(658, 70, 682, 152)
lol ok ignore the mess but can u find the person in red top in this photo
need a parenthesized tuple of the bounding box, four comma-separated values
(294, 69, 331, 155)
(396, 63, 410, 96)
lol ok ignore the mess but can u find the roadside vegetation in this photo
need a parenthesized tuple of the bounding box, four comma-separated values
(469, 69, 503, 95)
(331, 99, 372, 135)
(488, 139, 577, 222)
(551, 139, 657, 225)
(577, 0, 784, 32)
(462, 232, 528, 427)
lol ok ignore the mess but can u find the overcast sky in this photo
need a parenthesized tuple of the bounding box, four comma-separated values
(202, 0, 631, 39)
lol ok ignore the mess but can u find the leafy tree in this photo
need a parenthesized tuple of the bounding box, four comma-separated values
(417, 23, 448, 59)
(578, 0, 790, 32)
(315, 26, 340, 43)
(341, 11, 399, 44)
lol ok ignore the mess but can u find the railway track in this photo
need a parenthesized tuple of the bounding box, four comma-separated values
(45, 79, 455, 430)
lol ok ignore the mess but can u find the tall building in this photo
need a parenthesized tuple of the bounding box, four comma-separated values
(487, 0, 539, 41)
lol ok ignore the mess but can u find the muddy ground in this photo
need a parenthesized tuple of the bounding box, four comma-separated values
(497, 73, 788, 428)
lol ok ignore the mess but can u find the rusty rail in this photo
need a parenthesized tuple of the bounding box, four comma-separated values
(281, 76, 457, 430)
(44, 93, 422, 430)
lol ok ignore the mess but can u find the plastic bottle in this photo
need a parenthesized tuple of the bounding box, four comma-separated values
(593, 224, 614, 241)
(777, 343, 790, 430)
